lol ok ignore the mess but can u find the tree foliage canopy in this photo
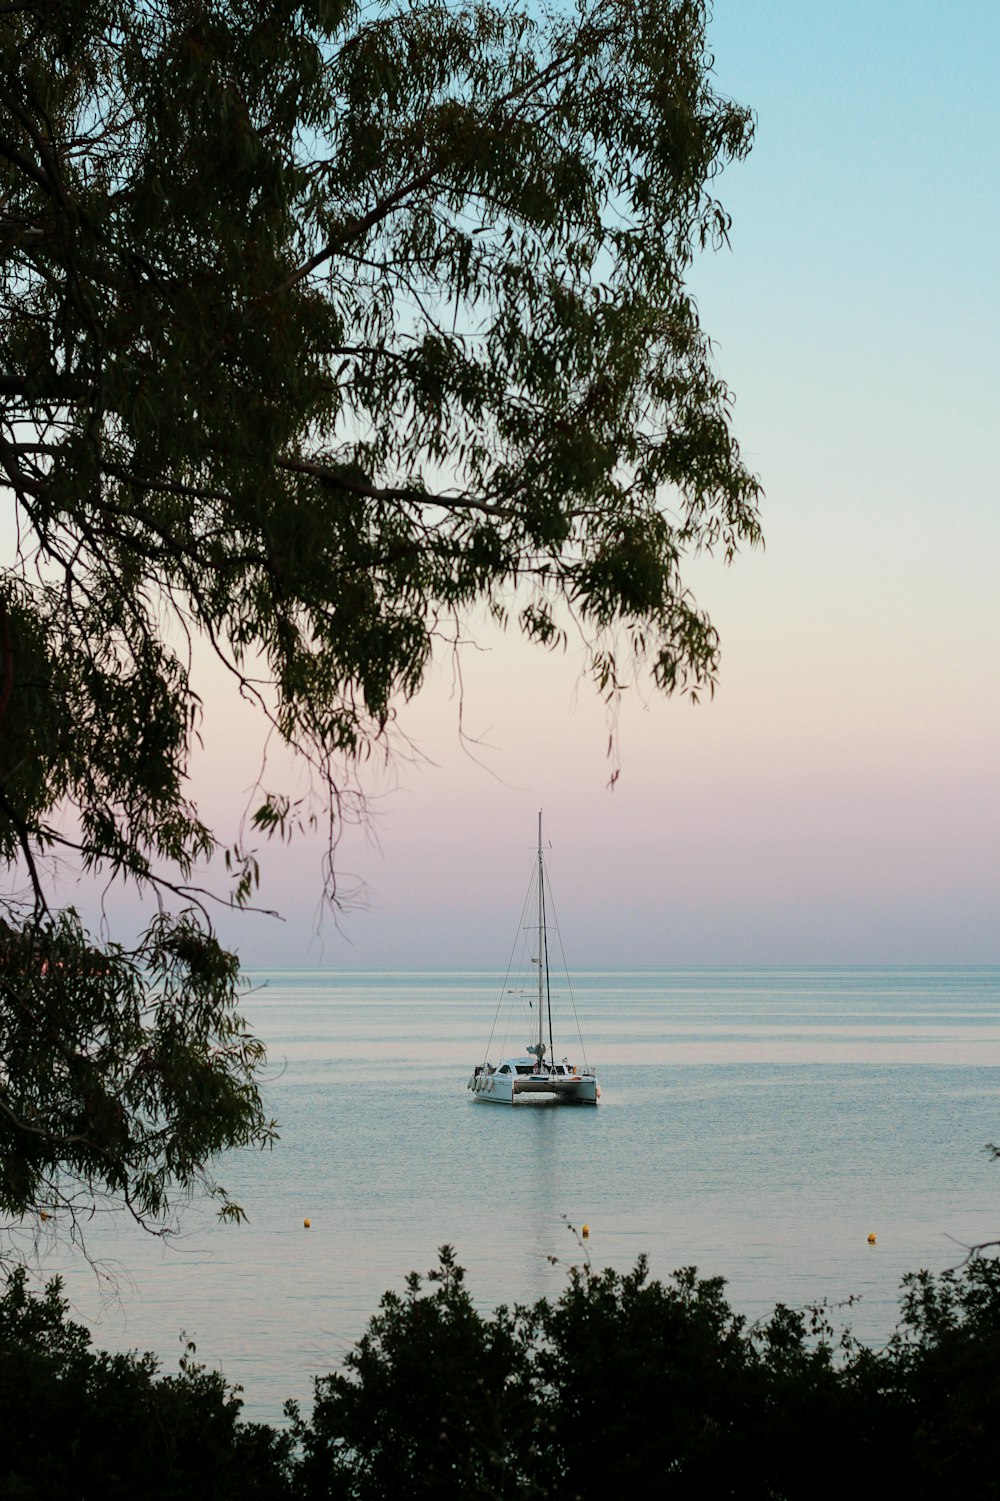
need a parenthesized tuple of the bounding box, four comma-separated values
(0, 1265, 294, 1498)
(293, 1247, 1000, 1500)
(7, 1247, 1000, 1497)
(0, 0, 758, 1234)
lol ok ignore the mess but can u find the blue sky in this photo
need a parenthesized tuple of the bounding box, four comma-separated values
(73, 2, 1000, 967)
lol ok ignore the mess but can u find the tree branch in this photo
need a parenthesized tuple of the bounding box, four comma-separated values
(275, 455, 511, 517)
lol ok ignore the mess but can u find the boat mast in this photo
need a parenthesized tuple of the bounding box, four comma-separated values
(537, 810, 544, 1056)
(537, 811, 555, 1066)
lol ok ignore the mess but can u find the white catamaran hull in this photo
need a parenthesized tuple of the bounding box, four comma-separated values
(468, 1070, 599, 1106)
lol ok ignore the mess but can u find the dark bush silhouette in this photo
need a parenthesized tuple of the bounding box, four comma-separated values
(6, 1248, 1000, 1498)
(0, 1268, 292, 1499)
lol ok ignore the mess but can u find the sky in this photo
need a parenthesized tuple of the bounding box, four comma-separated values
(81, 2, 1000, 968)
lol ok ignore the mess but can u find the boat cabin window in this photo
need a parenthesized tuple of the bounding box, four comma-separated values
(515, 1064, 537, 1075)
(498, 1064, 511, 1074)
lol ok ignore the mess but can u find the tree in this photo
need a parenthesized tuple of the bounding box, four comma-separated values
(294, 1248, 1000, 1500)
(6, 1242, 1000, 1499)
(292, 1245, 543, 1499)
(882, 1256, 1000, 1495)
(0, 1265, 295, 1498)
(0, 0, 760, 1237)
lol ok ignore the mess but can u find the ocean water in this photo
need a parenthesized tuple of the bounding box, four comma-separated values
(42, 968, 1000, 1424)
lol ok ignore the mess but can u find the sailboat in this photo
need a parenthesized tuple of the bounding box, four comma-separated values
(468, 814, 600, 1106)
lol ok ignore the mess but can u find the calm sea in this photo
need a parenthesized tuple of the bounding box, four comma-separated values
(43, 968, 1000, 1424)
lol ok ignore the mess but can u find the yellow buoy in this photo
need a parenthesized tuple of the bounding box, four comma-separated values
(867, 1232, 877, 1244)
(582, 1223, 590, 1238)
(304, 1219, 311, 1229)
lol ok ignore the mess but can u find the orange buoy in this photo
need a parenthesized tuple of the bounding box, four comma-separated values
(304, 1219, 311, 1229)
